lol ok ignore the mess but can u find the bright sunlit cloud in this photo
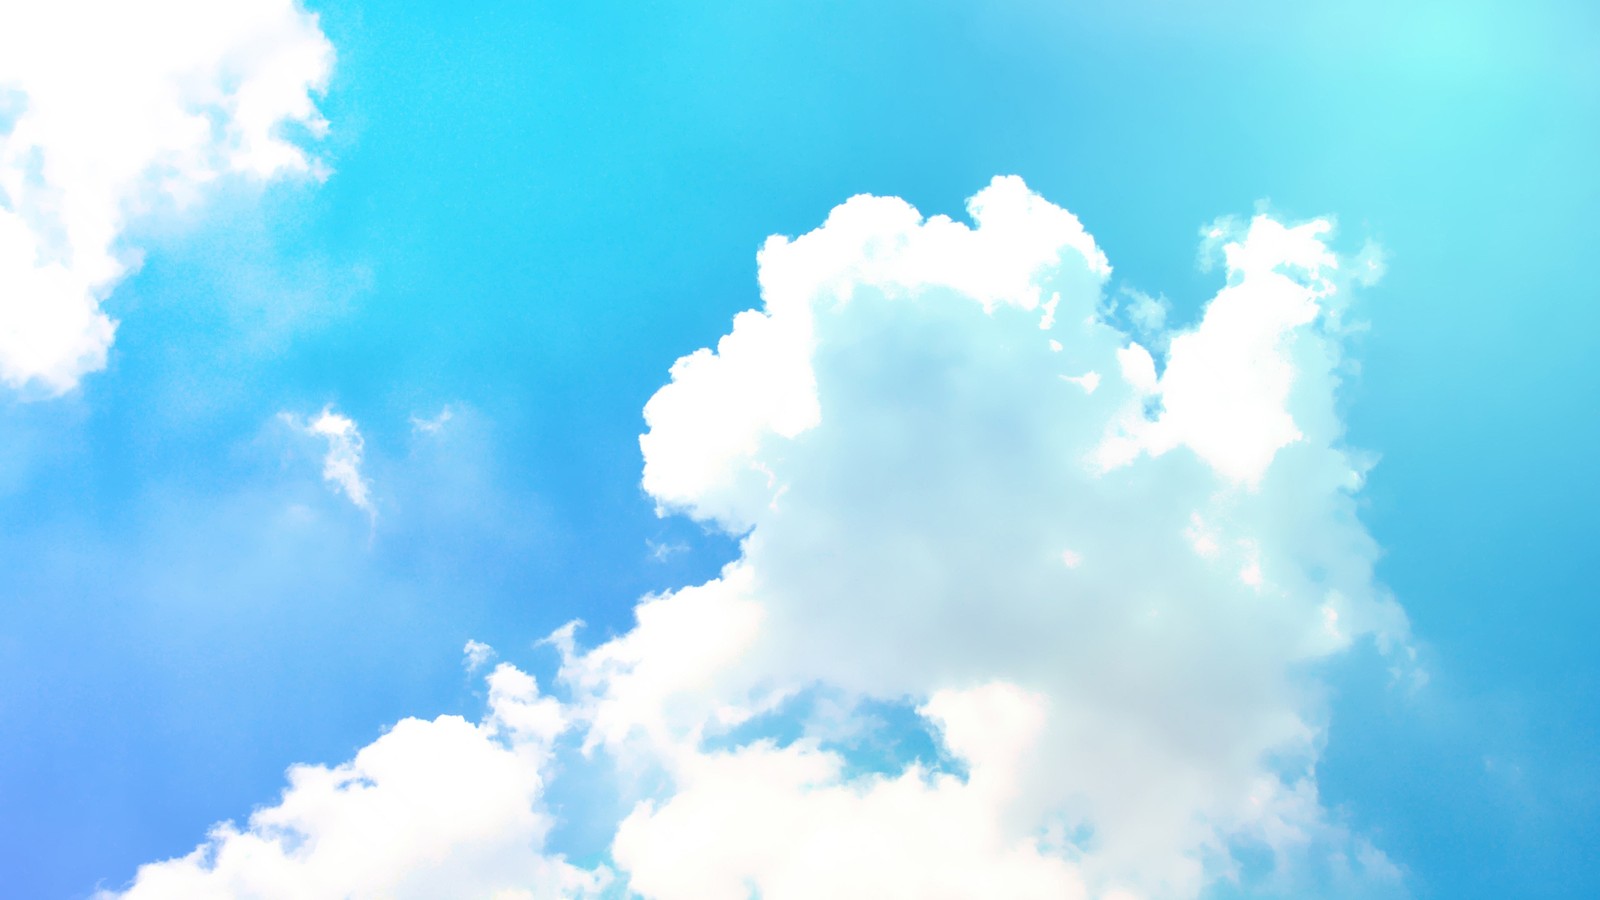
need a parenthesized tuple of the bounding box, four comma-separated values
(102, 652, 609, 900)
(0, 0, 334, 394)
(107, 178, 1415, 899)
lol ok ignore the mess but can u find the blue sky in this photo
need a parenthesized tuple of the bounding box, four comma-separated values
(1, 1, 1596, 897)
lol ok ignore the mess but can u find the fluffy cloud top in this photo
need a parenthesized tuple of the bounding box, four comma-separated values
(0, 0, 334, 394)
(102, 657, 609, 900)
(572, 176, 1412, 897)
(106, 178, 1413, 899)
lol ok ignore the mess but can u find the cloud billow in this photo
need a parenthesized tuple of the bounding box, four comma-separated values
(0, 0, 334, 394)
(101, 664, 608, 899)
(575, 176, 1411, 897)
(106, 178, 1413, 899)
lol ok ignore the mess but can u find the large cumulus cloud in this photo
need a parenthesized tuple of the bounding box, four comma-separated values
(105, 177, 1413, 899)
(572, 176, 1411, 897)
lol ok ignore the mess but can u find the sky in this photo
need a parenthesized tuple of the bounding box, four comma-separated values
(0, 0, 1597, 898)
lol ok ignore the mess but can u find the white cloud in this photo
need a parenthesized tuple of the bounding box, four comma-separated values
(638, 175, 1109, 532)
(285, 406, 374, 519)
(99, 660, 610, 899)
(613, 684, 1088, 900)
(464, 639, 496, 672)
(0, 0, 334, 394)
(564, 176, 1412, 897)
(1125, 216, 1343, 485)
(110, 178, 1414, 899)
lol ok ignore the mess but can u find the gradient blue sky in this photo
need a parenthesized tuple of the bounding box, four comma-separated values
(1, 1, 1597, 897)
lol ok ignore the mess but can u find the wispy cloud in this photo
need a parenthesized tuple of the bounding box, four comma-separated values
(463, 639, 495, 672)
(410, 406, 455, 435)
(645, 538, 687, 562)
(284, 407, 375, 521)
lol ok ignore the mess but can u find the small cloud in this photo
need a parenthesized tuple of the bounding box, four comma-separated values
(1353, 838, 1404, 884)
(1352, 239, 1388, 287)
(1060, 371, 1100, 394)
(646, 538, 688, 562)
(410, 406, 454, 435)
(1037, 293, 1060, 330)
(463, 639, 495, 672)
(284, 406, 375, 520)
(1387, 644, 1430, 693)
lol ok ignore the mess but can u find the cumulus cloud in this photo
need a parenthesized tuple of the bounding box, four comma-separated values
(100, 658, 609, 899)
(639, 177, 1110, 531)
(110, 177, 1414, 899)
(285, 406, 374, 519)
(564, 176, 1413, 897)
(0, 0, 334, 394)
(1107, 217, 1344, 484)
